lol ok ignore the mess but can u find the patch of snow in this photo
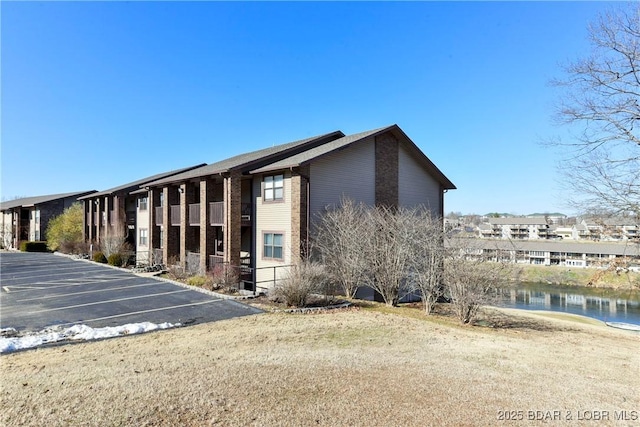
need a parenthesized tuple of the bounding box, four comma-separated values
(0, 322, 179, 354)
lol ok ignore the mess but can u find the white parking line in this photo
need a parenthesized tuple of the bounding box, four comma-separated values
(55, 299, 225, 326)
(3, 277, 131, 293)
(27, 289, 193, 314)
(2, 267, 129, 282)
(16, 282, 164, 302)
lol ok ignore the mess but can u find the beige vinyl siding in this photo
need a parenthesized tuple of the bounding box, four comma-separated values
(29, 208, 37, 241)
(136, 193, 151, 264)
(253, 171, 293, 291)
(309, 138, 375, 218)
(398, 145, 441, 215)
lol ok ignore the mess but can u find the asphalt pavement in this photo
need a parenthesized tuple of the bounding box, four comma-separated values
(0, 252, 262, 332)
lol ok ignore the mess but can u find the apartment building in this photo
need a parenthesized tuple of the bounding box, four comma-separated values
(80, 165, 206, 258)
(463, 239, 640, 270)
(139, 124, 455, 292)
(0, 191, 96, 249)
(478, 217, 550, 240)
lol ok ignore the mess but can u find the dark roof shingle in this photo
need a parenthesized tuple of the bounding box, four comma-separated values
(78, 164, 206, 199)
(1, 191, 96, 210)
(144, 131, 345, 187)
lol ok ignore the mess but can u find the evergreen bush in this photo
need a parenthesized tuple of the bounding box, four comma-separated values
(93, 251, 107, 263)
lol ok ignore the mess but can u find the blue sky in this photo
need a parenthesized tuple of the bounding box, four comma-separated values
(2, 1, 610, 215)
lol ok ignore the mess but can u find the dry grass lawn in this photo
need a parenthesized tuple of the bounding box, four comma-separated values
(1, 304, 638, 426)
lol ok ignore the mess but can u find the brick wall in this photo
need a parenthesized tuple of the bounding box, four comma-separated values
(290, 165, 310, 261)
(375, 132, 399, 208)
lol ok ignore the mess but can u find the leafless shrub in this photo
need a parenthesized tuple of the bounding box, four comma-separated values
(270, 261, 327, 307)
(313, 199, 371, 298)
(404, 209, 446, 314)
(361, 205, 413, 307)
(314, 201, 447, 309)
(101, 230, 126, 258)
(1, 224, 13, 249)
(166, 256, 188, 281)
(444, 239, 512, 324)
(207, 263, 240, 291)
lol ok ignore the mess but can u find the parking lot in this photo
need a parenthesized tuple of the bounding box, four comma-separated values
(0, 252, 262, 332)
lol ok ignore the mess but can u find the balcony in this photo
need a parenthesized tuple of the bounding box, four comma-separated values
(170, 205, 180, 226)
(209, 255, 224, 268)
(210, 202, 224, 226)
(208, 201, 253, 226)
(241, 203, 252, 226)
(189, 203, 200, 226)
(155, 207, 163, 225)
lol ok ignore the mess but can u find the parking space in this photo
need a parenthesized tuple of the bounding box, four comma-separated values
(0, 252, 262, 332)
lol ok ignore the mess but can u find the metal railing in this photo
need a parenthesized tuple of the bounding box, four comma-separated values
(251, 264, 293, 294)
(209, 202, 224, 226)
(209, 254, 224, 267)
(155, 207, 163, 225)
(170, 205, 180, 226)
(189, 203, 200, 226)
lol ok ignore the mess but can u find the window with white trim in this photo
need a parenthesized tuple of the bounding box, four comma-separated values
(263, 174, 284, 201)
(139, 228, 148, 246)
(263, 232, 283, 260)
(139, 197, 148, 211)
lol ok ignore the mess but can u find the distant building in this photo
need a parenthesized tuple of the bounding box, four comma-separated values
(455, 239, 640, 270)
(0, 191, 96, 249)
(478, 217, 550, 240)
(474, 215, 638, 243)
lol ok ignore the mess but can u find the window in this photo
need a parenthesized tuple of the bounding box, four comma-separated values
(139, 228, 148, 246)
(263, 174, 284, 201)
(139, 197, 148, 211)
(159, 228, 164, 249)
(263, 232, 283, 260)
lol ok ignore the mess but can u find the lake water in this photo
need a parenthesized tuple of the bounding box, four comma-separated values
(495, 283, 640, 326)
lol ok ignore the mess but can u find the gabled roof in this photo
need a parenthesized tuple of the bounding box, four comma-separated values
(0, 191, 96, 210)
(144, 131, 345, 187)
(78, 164, 206, 199)
(250, 124, 456, 190)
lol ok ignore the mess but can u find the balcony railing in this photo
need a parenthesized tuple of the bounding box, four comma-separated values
(155, 207, 163, 225)
(170, 205, 180, 226)
(189, 203, 200, 226)
(241, 203, 252, 225)
(209, 255, 224, 268)
(208, 201, 252, 226)
(210, 202, 224, 226)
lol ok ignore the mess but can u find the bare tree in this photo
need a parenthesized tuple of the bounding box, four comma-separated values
(405, 209, 446, 314)
(100, 210, 131, 259)
(444, 239, 512, 324)
(361, 206, 419, 307)
(313, 199, 371, 299)
(551, 3, 640, 216)
(315, 201, 448, 308)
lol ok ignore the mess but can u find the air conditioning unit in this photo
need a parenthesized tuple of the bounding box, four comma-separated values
(241, 215, 251, 221)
